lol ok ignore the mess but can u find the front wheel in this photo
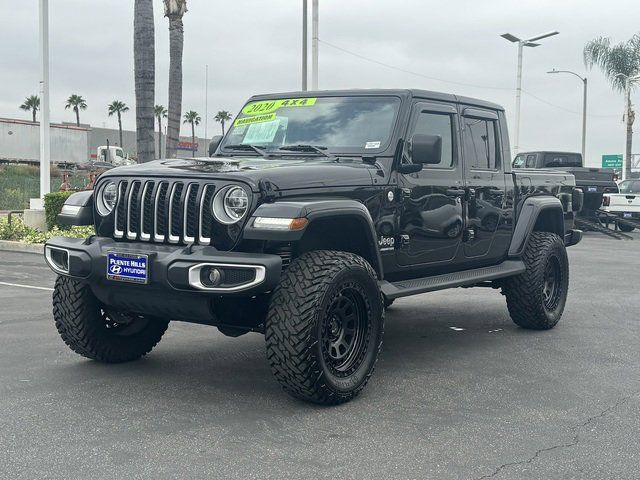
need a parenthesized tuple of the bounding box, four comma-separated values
(265, 251, 384, 405)
(617, 221, 635, 232)
(502, 232, 569, 330)
(53, 276, 169, 363)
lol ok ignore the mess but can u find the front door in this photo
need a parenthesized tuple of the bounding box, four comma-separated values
(396, 102, 465, 269)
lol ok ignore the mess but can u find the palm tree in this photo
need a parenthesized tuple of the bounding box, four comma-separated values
(134, 0, 155, 162)
(107, 100, 130, 148)
(214, 110, 233, 135)
(65, 94, 87, 126)
(584, 34, 640, 179)
(164, 0, 188, 158)
(19, 95, 40, 122)
(155, 105, 168, 158)
(183, 110, 201, 157)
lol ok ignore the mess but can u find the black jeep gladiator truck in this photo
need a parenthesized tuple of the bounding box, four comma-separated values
(45, 89, 582, 405)
(513, 151, 618, 212)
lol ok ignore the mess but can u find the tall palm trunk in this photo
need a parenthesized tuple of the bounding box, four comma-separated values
(221, 119, 225, 135)
(626, 96, 634, 180)
(191, 122, 195, 157)
(157, 117, 163, 158)
(74, 108, 79, 126)
(166, 15, 184, 158)
(134, 0, 155, 162)
(32, 108, 36, 123)
(117, 112, 123, 147)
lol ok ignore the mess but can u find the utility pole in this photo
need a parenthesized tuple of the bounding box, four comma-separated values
(302, 0, 308, 91)
(204, 64, 209, 140)
(548, 69, 588, 161)
(39, 0, 50, 202)
(501, 31, 559, 154)
(311, 0, 319, 90)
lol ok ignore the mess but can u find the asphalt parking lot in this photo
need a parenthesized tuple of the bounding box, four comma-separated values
(1, 233, 639, 479)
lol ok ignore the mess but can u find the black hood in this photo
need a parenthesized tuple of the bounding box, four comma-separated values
(100, 156, 381, 192)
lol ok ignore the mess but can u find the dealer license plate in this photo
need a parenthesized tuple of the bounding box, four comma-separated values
(624, 212, 632, 218)
(106, 252, 149, 284)
(587, 186, 597, 193)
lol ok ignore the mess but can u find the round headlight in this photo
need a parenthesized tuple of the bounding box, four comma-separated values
(97, 181, 118, 216)
(212, 186, 249, 224)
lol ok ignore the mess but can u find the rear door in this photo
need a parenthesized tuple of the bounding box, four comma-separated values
(460, 107, 510, 262)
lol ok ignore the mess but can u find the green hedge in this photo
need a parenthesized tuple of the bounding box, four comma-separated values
(44, 191, 74, 230)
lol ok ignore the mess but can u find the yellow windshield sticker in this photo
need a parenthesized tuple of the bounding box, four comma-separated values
(234, 113, 276, 127)
(242, 97, 317, 116)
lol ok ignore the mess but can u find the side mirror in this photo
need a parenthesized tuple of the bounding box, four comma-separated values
(209, 135, 223, 156)
(411, 134, 442, 165)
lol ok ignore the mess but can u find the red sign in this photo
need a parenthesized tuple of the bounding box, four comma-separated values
(177, 141, 198, 150)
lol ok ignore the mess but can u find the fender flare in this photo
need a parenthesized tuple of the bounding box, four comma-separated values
(56, 190, 94, 226)
(508, 196, 565, 257)
(243, 199, 383, 278)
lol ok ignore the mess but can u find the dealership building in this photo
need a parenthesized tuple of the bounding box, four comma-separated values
(0, 117, 210, 163)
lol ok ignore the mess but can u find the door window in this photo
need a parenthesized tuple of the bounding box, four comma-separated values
(411, 111, 454, 168)
(463, 117, 499, 170)
(525, 154, 536, 168)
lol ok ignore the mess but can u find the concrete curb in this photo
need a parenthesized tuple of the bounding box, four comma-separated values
(0, 240, 44, 255)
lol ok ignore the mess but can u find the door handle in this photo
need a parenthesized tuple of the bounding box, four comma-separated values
(446, 188, 466, 197)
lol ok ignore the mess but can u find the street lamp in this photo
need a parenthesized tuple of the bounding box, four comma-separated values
(548, 69, 587, 161)
(501, 31, 560, 154)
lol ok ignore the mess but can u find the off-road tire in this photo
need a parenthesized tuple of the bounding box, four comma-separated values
(502, 232, 569, 330)
(53, 276, 169, 363)
(265, 250, 384, 405)
(617, 221, 635, 233)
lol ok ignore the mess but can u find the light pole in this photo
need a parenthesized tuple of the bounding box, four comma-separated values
(311, 0, 319, 90)
(548, 69, 587, 161)
(39, 0, 50, 203)
(501, 31, 559, 154)
(302, 0, 308, 91)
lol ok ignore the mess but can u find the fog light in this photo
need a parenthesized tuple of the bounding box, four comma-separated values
(201, 267, 225, 287)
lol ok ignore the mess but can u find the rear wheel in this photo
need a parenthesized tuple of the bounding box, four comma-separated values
(53, 276, 169, 363)
(617, 221, 635, 232)
(502, 232, 569, 330)
(265, 251, 384, 405)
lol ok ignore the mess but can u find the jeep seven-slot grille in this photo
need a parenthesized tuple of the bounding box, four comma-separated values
(113, 180, 215, 245)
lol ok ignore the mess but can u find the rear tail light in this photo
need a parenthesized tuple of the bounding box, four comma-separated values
(602, 195, 610, 207)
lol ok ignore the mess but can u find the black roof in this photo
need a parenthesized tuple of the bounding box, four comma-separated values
(518, 151, 581, 156)
(249, 89, 504, 112)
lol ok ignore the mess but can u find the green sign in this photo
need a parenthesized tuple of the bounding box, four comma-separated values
(602, 154, 623, 168)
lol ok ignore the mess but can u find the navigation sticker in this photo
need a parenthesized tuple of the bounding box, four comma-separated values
(365, 141, 381, 149)
(242, 97, 317, 116)
(242, 117, 287, 145)
(234, 113, 276, 127)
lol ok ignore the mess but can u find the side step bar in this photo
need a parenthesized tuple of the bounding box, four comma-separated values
(380, 260, 526, 300)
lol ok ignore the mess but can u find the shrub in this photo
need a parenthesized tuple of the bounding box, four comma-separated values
(0, 215, 94, 244)
(44, 191, 74, 230)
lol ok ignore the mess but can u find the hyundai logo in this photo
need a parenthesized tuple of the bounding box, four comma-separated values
(110, 265, 122, 274)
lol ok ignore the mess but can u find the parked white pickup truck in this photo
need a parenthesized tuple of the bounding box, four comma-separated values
(601, 179, 640, 232)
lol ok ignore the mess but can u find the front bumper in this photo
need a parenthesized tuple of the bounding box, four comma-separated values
(44, 236, 282, 321)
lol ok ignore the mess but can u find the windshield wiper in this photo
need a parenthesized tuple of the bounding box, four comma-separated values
(278, 144, 336, 159)
(223, 144, 267, 156)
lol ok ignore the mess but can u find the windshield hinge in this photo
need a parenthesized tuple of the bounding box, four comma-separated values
(259, 179, 277, 203)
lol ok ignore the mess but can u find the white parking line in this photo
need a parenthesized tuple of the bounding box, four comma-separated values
(0, 281, 54, 292)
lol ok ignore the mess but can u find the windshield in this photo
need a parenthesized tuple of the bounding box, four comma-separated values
(619, 180, 640, 193)
(221, 96, 401, 155)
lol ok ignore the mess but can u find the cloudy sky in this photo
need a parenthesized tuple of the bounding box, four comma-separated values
(1, 0, 638, 166)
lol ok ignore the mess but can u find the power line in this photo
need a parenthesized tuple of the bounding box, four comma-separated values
(318, 39, 512, 91)
(320, 38, 621, 119)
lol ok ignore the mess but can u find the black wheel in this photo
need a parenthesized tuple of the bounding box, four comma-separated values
(265, 250, 384, 405)
(53, 276, 169, 363)
(502, 232, 569, 330)
(617, 221, 635, 232)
